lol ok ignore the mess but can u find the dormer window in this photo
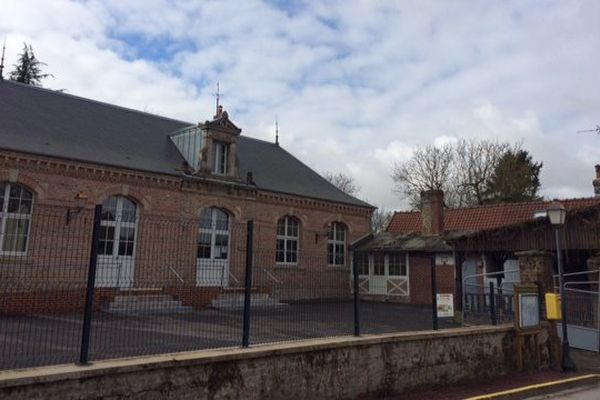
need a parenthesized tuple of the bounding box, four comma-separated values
(213, 141, 229, 175)
(170, 107, 241, 177)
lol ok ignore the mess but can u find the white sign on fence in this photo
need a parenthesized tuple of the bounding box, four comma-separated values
(436, 293, 454, 318)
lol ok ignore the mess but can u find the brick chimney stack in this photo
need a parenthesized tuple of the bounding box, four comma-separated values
(421, 190, 444, 236)
(594, 165, 600, 197)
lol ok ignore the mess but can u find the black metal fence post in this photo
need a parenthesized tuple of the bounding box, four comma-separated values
(352, 252, 360, 336)
(489, 281, 497, 326)
(79, 204, 102, 365)
(242, 220, 254, 347)
(431, 254, 438, 331)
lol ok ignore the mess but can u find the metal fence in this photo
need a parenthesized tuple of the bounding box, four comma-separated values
(1, 204, 456, 371)
(462, 272, 516, 326)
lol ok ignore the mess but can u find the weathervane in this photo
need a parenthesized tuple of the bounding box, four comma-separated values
(275, 118, 279, 146)
(213, 81, 223, 116)
(576, 125, 600, 135)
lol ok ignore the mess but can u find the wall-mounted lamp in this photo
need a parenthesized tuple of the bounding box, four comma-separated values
(66, 191, 89, 225)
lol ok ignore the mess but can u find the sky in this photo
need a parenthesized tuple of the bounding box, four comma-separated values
(1, 0, 600, 210)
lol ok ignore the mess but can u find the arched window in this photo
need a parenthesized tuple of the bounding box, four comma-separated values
(198, 208, 229, 260)
(327, 222, 346, 266)
(98, 196, 138, 257)
(0, 183, 33, 254)
(276, 216, 299, 264)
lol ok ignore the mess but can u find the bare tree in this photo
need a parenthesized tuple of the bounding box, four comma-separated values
(454, 138, 513, 205)
(324, 171, 359, 196)
(392, 143, 455, 208)
(371, 207, 393, 233)
(392, 139, 521, 209)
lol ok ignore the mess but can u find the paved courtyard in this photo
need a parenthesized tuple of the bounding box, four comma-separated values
(0, 301, 458, 370)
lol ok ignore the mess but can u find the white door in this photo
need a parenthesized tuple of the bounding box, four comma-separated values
(502, 259, 520, 290)
(196, 208, 230, 287)
(462, 260, 478, 294)
(369, 253, 387, 295)
(96, 196, 137, 288)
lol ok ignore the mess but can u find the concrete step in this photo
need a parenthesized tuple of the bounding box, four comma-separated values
(111, 295, 175, 304)
(211, 292, 287, 310)
(105, 294, 193, 314)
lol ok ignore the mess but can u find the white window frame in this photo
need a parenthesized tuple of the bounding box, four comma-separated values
(99, 196, 138, 258)
(386, 253, 408, 277)
(198, 208, 230, 260)
(276, 216, 299, 265)
(327, 222, 346, 266)
(354, 252, 369, 276)
(213, 141, 229, 175)
(0, 183, 33, 256)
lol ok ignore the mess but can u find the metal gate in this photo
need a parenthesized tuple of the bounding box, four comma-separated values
(556, 270, 600, 353)
(462, 270, 518, 325)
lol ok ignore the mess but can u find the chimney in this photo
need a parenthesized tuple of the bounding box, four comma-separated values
(421, 190, 444, 236)
(594, 165, 600, 197)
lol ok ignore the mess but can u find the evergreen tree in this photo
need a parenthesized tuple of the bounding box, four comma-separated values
(485, 150, 542, 203)
(9, 43, 52, 86)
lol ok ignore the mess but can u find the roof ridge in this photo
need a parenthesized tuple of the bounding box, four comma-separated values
(444, 196, 600, 213)
(393, 210, 419, 214)
(2, 79, 194, 126)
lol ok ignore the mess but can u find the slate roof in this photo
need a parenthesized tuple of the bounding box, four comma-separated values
(387, 197, 600, 235)
(0, 79, 371, 208)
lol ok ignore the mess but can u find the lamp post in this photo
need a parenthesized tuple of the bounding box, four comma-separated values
(547, 201, 576, 372)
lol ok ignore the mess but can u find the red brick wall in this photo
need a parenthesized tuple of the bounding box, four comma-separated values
(0, 151, 372, 314)
(408, 254, 455, 305)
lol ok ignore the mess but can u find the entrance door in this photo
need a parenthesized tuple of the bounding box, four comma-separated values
(196, 208, 229, 287)
(369, 253, 387, 295)
(96, 196, 137, 288)
(462, 260, 478, 295)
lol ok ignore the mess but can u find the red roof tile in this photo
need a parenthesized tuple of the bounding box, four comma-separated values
(387, 197, 600, 235)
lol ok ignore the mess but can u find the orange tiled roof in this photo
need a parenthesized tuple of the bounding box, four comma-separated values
(387, 197, 600, 235)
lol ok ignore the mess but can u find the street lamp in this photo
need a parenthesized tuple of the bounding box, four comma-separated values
(547, 201, 576, 372)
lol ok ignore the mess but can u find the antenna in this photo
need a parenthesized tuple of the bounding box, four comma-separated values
(0, 38, 6, 80)
(576, 125, 600, 135)
(275, 118, 279, 146)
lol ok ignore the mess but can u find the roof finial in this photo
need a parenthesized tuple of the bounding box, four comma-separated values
(213, 81, 223, 117)
(275, 118, 279, 146)
(0, 38, 6, 81)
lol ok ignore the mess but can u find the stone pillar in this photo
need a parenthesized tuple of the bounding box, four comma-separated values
(515, 250, 554, 294)
(515, 250, 560, 370)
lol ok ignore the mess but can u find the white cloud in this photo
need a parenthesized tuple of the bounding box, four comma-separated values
(1, 0, 600, 210)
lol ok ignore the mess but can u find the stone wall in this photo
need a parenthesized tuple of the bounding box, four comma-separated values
(0, 325, 538, 400)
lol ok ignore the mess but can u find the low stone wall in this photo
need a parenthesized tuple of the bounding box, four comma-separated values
(0, 325, 544, 400)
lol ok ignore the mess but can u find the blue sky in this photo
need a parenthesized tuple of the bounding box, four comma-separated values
(1, 0, 600, 210)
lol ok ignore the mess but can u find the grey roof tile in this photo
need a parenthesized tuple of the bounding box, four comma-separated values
(0, 80, 372, 208)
